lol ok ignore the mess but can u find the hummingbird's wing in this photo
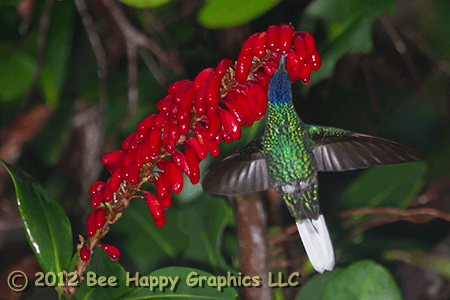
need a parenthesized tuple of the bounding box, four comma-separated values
(307, 125, 421, 172)
(202, 138, 274, 195)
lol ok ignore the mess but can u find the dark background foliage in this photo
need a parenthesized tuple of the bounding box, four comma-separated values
(0, 0, 449, 299)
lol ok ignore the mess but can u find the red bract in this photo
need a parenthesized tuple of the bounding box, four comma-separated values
(145, 192, 165, 227)
(101, 150, 123, 165)
(95, 208, 106, 229)
(87, 210, 96, 237)
(87, 24, 322, 239)
(91, 191, 104, 209)
(100, 244, 121, 261)
(80, 246, 90, 261)
(89, 181, 105, 196)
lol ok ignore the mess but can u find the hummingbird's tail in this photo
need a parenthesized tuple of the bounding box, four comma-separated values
(295, 215, 335, 273)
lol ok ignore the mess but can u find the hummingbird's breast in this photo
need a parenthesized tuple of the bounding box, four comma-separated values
(262, 102, 317, 191)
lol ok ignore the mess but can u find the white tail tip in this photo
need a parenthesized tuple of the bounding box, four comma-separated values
(296, 215, 335, 273)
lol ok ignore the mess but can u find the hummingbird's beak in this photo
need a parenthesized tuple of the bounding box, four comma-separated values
(277, 55, 287, 72)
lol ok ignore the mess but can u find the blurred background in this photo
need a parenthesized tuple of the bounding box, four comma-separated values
(0, 0, 449, 299)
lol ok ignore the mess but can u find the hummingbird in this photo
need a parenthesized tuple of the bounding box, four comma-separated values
(202, 56, 420, 273)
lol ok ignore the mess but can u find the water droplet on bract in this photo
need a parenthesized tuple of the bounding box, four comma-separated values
(110, 255, 119, 261)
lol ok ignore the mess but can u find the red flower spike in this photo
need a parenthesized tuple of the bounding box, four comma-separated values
(240, 86, 256, 116)
(299, 59, 312, 82)
(235, 94, 255, 122)
(101, 150, 123, 165)
(156, 158, 170, 170)
(154, 111, 168, 129)
(138, 114, 156, 132)
(121, 165, 130, 181)
(160, 193, 172, 209)
(80, 246, 90, 261)
(168, 79, 189, 94)
(195, 125, 220, 157)
(194, 101, 206, 116)
(287, 49, 303, 81)
(173, 81, 193, 104)
(221, 126, 233, 143)
(169, 124, 180, 143)
(156, 173, 169, 200)
(91, 191, 104, 209)
(110, 165, 123, 190)
(285, 52, 298, 83)
(148, 128, 162, 157)
(215, 133, 222, 144)
(266, 25, 279, 50)
(301, 77, 310, 85)
(156, 94, 174, 112)
(186, 137, 207, 160)
(87, 210, 96, 237)
(163, 163, 172, 189)
(140, 141, 153, 163)
(184, 148, 200, 184)
(196, 81, 208, 104)
(253, 72, 270, 90)
(162, 122, 171, 149)
(240, 32, 259, 55)
(128, 165, 140, 185)
(121, 133, 135, 150)
(169, 162, 183, 194)
(89, 181, 105, 196)
(177, 110, 190, 125)
(179, 87, 197, 112)
(95, 208, 106, 229)
(193, 68, 214, 91)
(128, 138, 140, 151)
(301, 32, 316, 58)
(215, 58, 233, 77)
(251, 83, 268, 119)
(120, 150, 136, 166)
(253, 32, 267, 58)
(220, 109, 241, 141)
(147, 196, 165, 227)
(135, 130, 147, 141)
(224, 100, 244, 127)
(206, 73, 221, 108)
(104, 183, 113, 202)
(293, 35, 307, 62)
(100, 245, 121, 261)
(172, 150, 190, 176)
(311, 49, 321, 71)
(235, 52, 253, 84)
(179, 118, 190, 135)
(279, 24, 294, 53)
(263, 61, 278, 76)
(133, 145, 144, 168)
(206, 100, 219, 119)
(206, 113, 222, 141)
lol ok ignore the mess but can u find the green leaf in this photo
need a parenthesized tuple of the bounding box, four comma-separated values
(295, 268, 343, 300)
(336, 162, 427, 210)
(0, 52, 35, 102)
(0, 0, 22, 6)
(118, 0, 171, 8)
(323, 260, 402, 300)
(40, 0, 75, 107)
(28, 103, 74, 166)
(110, 199, 189, 275)
(305, 0, 395, 85)
(74, 248, 135, 300)
(197, 0, 282, 29)
(123, 267, 238, 299)
(1, 160, 72, 275)
(182, 195, 234, 274)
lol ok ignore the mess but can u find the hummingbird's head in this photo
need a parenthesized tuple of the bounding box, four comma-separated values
(268, 56, 292, 104)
